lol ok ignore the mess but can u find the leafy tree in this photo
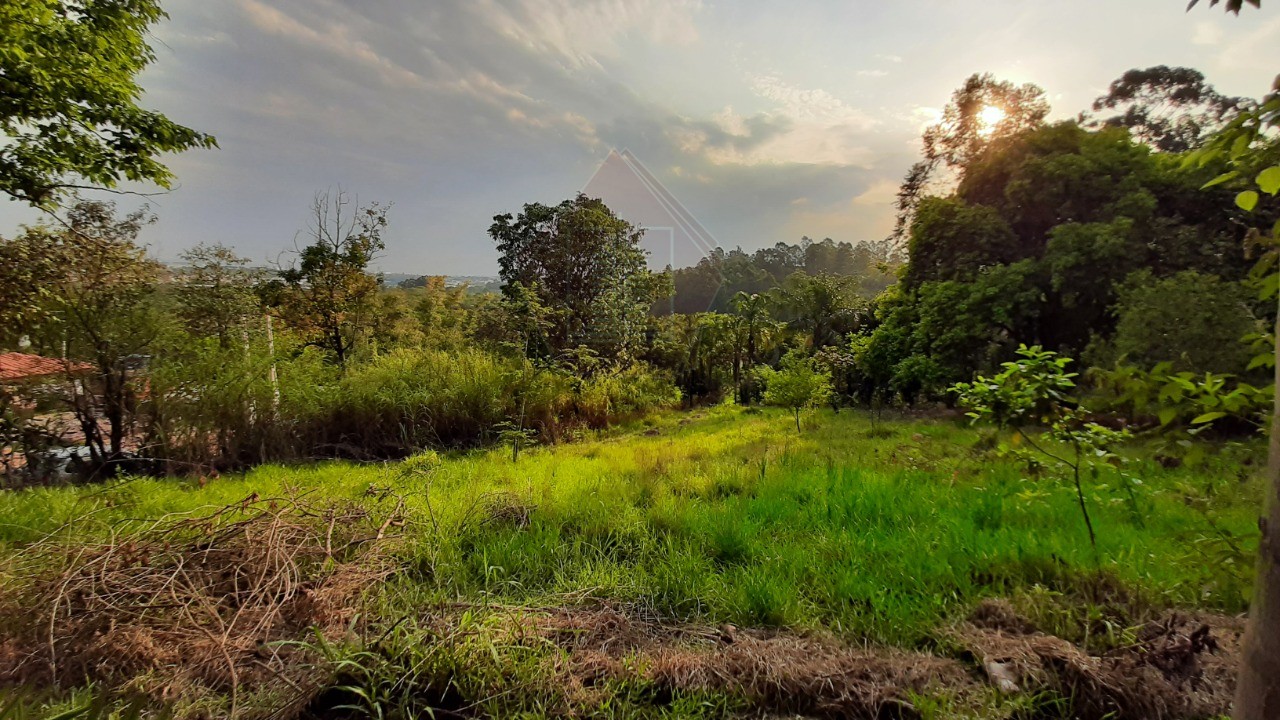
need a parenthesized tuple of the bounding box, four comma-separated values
(490, 193, 662, 362)
(902, 197, 1019, 287)
(0, 0, 216, 208)
(1089, 66, 1254, 152)
(761, 350, 833, 433)
(174, 244, 262, 350)
(270, 191, 388, 366)
(891, 73, 1050, 247)
(773, 272, 866, 349)
(1086, 270, 1259, 374)
(5, 201, 165, 466)
(729, 292, 781, 403)
(953, 346, 1138, 549)
(1183, 71, 1277, 720)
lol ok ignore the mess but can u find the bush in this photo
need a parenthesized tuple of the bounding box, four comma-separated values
(760, 351, 833, 433)
(1085, 270, 1259, 375)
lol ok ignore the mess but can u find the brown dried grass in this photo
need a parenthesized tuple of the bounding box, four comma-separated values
(953, 599, 1243, 719)
(0, 493, 403, 716)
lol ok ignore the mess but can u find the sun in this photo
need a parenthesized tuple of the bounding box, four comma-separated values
(977, 105, 1007, 136)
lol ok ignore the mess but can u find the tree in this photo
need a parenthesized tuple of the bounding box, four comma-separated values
(0, 0, 216, 209)
(490, 193, 662, 362)
(773, 273, 866, 349)
(953, 345, 1136, 550)
(891, 73, 1049, 247)
(761, 350, 833, 433)
(271, 191, 388, 366)
(1087, 270, 1259, 374)
(174, 244, 262, 350)
(3, 201, 164, 467)
(1182, 72, 1278, 720)
(1089, 66, 1254, 152)
(902, 197, 1019, 288)
(729, 292, 780, 403)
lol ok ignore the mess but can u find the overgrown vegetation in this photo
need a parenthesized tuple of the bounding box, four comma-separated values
(0, 407, 1263, 717)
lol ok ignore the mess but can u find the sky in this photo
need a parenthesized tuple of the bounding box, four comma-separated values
(2, 0, 1278, 275)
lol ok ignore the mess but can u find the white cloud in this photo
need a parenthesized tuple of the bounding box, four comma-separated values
(237, 0, 427, 89)
(1192, 20, 1224, 46)
(876, 54, 903, 63)
(474, 0, 702, 71)
(851, 178, 898, 206)
(858, 69, 889, 78)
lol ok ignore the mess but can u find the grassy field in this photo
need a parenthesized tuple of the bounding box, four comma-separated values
(0, 406, 1263, 718)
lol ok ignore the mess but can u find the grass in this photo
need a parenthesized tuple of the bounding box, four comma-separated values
(0, 405, 1263, 717)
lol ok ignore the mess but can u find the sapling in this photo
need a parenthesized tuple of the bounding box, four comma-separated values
(952, 345, 1138, 549)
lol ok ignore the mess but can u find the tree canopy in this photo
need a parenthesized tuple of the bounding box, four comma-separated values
(0, 0, 216, 209)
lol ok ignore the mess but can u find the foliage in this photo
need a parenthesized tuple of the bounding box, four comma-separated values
(2, 201, 165, 465)
(664, 238, 897, 315)
(173, 243, 263, 350)
(1088, 361, 1269, 464)
(772, 272, 866, 349)
(490, 193, 664, 362)
(268, 191, 388, 365)
(1085, 270, 1259, 374)
(953, 346, 1138, 548)
(760, 350, 833, 432)
(0, 0, 216, 208)
(892, 73, 1050, 247)
(1089, 66, 1255, 153)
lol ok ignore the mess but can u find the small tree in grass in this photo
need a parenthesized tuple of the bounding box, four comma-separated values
(951, 345, 1138, 550)
(761, 351, 833, 433)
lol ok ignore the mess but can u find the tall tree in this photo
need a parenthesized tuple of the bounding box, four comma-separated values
(0, 0, 216, 209)
(174, 244, 262, 350)
(891, 73, 1049, 248)
(1090, 66, 1254, 152)
(773, 272, 866, 349)
(270, 190, 388, 366)
(490, 193, 662, 362)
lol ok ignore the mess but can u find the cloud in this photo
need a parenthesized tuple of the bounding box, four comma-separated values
(1191, 20, 1224, 46)
(852, 178, 899, 207)
(858, 69, 889, 78)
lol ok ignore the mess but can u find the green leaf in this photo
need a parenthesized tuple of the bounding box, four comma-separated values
(1191, 411, 1227, 425)
(1258, 166, 1280, 196)
(1157, 407, 1178, 426)
(1237, 190, 1259, 212)
(1202, 170, 1239, 189)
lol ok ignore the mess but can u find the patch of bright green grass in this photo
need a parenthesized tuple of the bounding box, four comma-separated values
(0, 405, 1263, 648)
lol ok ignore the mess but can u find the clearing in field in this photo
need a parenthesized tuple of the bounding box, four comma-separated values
(0, 407, 1261, 718)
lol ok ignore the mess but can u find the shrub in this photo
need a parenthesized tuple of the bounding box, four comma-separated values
(760, 351, 833, 433)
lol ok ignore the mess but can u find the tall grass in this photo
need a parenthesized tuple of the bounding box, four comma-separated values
(143, 345, 681, 465)
(2, 406, 1261, 646)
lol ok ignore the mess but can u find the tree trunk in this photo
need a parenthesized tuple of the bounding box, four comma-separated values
(1234, 309, 1280, 719)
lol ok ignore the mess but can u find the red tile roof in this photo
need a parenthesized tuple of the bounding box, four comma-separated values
(0, 353, 91, 382)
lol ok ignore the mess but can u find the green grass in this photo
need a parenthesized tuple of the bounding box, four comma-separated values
(1, 404, 1262, 647)
(0, 406, 1263, 718)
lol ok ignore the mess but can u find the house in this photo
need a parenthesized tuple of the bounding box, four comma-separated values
(0, 352, 90, 384)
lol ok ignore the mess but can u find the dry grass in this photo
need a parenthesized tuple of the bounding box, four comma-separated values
(952, 599, 1243, 719)
(0, 494, 404, 715)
